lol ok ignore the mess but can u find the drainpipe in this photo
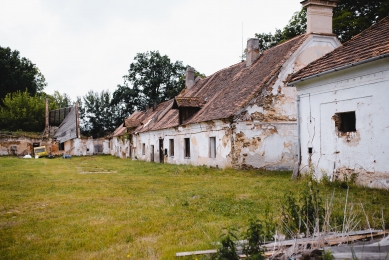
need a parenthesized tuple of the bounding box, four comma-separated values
(297, 95, 301, 167)
(292, 95, 301, 179)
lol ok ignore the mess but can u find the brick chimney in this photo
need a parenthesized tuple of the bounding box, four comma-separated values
(301, 0, 339, 34)
(186, 67, 195, 89)
(246, 38, 260, 67)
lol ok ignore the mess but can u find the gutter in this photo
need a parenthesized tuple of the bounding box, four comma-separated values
(287, 53, 389, 86)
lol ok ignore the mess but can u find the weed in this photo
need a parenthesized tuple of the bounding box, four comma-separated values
(212, 228, 239, 260)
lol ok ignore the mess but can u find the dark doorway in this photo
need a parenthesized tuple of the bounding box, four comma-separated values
(159, 139, 164, 163)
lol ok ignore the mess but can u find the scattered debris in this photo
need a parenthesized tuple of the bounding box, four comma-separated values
(176, 229, 388, 259)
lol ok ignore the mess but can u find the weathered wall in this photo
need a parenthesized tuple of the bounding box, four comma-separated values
(110, 137, 130, 158)
(0, 137, 49, 156)
(133, 120, 232, 168)
(231, 34, 340, 170)
(0, 137, 110, 157)
(296, 58, 389, 188)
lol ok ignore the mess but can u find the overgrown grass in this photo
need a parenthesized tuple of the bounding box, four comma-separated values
(0, 156, 388, 259)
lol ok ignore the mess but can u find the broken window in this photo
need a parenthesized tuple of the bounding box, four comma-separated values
(169, 139, 174, 157)
(209, 137, 216, 158)
(333, 111, 356, 133)
(184, 138, 190, 158)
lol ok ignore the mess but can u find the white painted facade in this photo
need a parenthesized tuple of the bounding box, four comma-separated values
(295, 58, 389, 188)
(132, 120, 232, 168)
(110, 137, 130, 158)
(231, 35, 340, 169)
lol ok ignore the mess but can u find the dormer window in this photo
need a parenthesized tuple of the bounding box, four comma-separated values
(172, 97, 206, 125)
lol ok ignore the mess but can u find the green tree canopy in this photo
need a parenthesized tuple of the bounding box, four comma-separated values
(255, 0, 389, 51)
(0, 46, 47, 103)
(112, 51, 189, 115)
(81, 90, 125, 138)
(0, 90, 57, 132)
(52, 91, 72, 108)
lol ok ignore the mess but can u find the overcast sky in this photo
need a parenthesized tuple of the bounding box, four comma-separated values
(1, 0, 302, 101)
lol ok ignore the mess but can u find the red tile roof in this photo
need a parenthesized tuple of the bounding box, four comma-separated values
(122, 33, 310, 132)
(290, 16, 389, 83)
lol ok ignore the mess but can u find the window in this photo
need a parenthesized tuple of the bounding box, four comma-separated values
(184, 138, 190, 158)
(333, 111, 356, 132)
(142, 143, 145, 155)
(209, 137, 216, 158)
(150, 145, 154, 162)
(59, 142, 65, 151)
(169, 139, 174, 156)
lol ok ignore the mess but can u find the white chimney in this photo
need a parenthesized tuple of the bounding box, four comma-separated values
(301, 0, 340, 34)
(186, 67, 195, 89)
(246, 38, 260, 67)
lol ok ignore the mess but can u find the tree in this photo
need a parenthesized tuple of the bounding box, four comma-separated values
(333, 0, 389, 42)
(112, 51, 187, 115)
(255, 0, 389, 51)
(52, 91, 72, 108)
(0, 90, 57, 132)
(81, 90, 125, 138)
(0, 46, 47, 103)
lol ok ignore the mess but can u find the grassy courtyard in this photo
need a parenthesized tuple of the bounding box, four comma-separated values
(0, 155, 388, 259)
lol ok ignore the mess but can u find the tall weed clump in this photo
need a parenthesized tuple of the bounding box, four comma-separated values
(281, 174, 324, 238)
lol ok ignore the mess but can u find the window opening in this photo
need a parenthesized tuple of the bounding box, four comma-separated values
(150, 145, 154, 162)
(59, 142, 65, 151)
(333, 111, 356, 133)
(142, 143, 145, 155)
(184, 138, 190, 158)
(210, 137, 216, 158)
(169, 139, 174, 156)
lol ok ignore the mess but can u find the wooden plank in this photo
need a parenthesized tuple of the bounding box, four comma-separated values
(176, 249, 216, 257)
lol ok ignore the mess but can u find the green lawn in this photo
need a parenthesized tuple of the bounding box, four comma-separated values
(0, 156, 388, 259)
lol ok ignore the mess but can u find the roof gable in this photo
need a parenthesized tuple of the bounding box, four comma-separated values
(290, 16, 389, 83)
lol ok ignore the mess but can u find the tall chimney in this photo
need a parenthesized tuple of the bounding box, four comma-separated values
(186, 67, 195, 89)
(301, 0, 339, 34)
(246, 38, 260, 67)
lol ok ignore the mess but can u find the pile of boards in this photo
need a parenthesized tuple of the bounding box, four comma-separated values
(176, 229, 389, 259)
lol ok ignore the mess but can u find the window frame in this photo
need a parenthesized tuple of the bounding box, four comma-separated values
(184, 138, 190, 158)
(169, 139, 174, 157)
(209, 137, 216, 158)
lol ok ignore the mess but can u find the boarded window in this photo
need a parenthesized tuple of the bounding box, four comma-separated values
(210, 137, 216, 158)
(94, 144, 103, 154)
(142, 143, 145, 155)
(169, 139, 174, 156)
(333, 111, 356, 132)
(184, 138, 190, 158)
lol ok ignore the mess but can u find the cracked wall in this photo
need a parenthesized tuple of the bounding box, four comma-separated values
(296, 59, 389, 188)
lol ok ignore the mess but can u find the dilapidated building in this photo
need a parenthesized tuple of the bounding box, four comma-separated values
(288, 16, 389, 188)
(114, 0, 342, 170)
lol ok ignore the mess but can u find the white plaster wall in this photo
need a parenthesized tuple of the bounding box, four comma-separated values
(296, 59, 389, 188)
(110, 137, 130, 158)
(233, 35, 340, 170)
(234, 122, 298, 170)
(133, 120, 232, 168)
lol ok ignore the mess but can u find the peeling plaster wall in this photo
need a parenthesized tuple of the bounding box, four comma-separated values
(232, 34, 340, 170)
(0, 137, 49, 156)
(132, 120, 232, 168)
(110, 137, 130, 158)
(0, 137, 110, 157)
(296, 59, 389, 188)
